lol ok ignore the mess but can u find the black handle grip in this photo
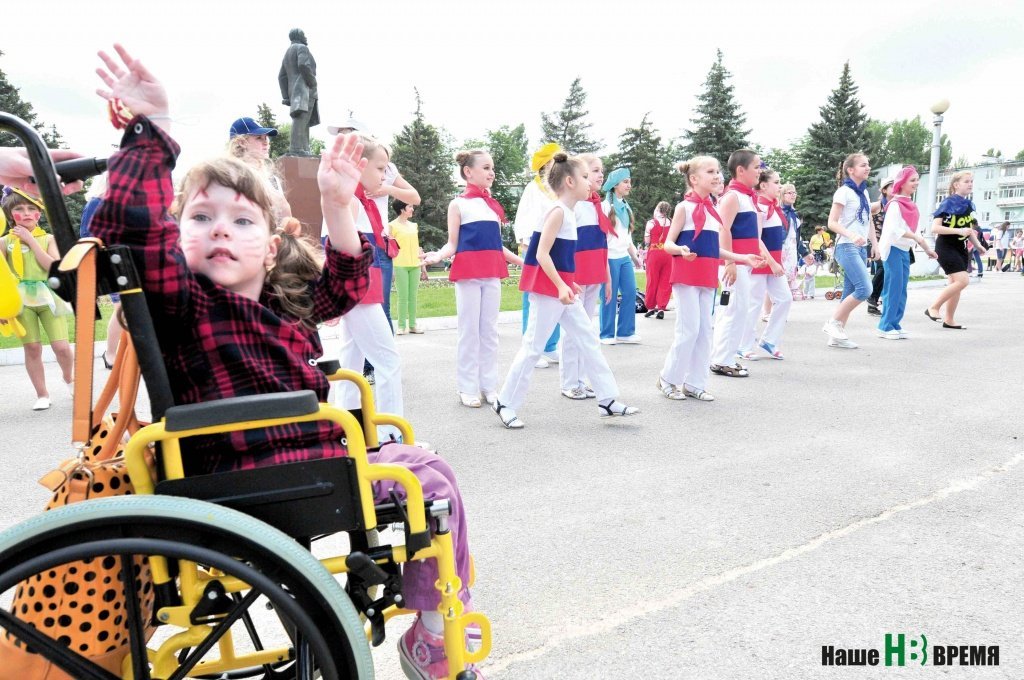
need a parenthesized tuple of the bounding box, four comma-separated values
(52, 157, 108, 184)
(30, 157, 108, 185)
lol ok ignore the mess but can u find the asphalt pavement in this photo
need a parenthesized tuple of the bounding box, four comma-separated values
(1, 272, 1021, 679)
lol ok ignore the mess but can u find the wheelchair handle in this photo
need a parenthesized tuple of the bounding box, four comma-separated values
(42, 156, 108, 185)
(0, 112, 77, 254)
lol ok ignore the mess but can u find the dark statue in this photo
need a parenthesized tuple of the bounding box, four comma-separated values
(278, 28, 319, 156)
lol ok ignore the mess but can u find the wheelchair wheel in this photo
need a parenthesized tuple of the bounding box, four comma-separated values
(0, 495, 374, 680)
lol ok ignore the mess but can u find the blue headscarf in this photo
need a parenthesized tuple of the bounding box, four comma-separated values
(933, 194, 975, 218)
(602, 167, 632, 231)
(842, 178, 870, 224)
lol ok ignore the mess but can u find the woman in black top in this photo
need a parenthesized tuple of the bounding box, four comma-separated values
(925, 171, 987, 328)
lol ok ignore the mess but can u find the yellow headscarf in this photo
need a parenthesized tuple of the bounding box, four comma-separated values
(1, 188, 48, 279)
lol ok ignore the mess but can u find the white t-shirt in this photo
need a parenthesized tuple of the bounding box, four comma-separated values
(602, 199, 634, 260)
(878, 203, 916, 261)
(832, 185, 871, 246)
(513, 179, 555, 244)
(1000, 228, 1012, 248)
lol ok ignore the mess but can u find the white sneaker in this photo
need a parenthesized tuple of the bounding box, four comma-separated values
(32, 397, 51, 411)
(600, 338, 617, 345)
(827, 337, 859, 349)
(618, 335, 642, 344)
(822, 319, 848, 341)
(541, 351, 559, 364)
(534, 357, 550, 368)
(875, 329, 901, 340)
(458, 392, 482, 408)
(560, 387, 588, 400)
(897, 329, 909, 339)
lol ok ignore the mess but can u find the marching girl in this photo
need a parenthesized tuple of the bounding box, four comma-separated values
(513, 143, 562, 368)
(334, 136, 405, 438)
(708, 149, 766, 377)
(1, 188, 75, 410)
(599, 167, 642, 344)
(643, 202, 673, 319)
(493, 153, 639, 428)
(925, 170, 986, 328)
(738, 168, 792, 360)
(656, 156, 730, 401)
(424, 150, 524, 408)
(821, 153, 878, 349)
(560, 153, 613, 400)
(876, 165, 937, 338)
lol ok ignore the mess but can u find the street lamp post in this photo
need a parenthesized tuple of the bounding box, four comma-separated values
(924, 99, 950, 236)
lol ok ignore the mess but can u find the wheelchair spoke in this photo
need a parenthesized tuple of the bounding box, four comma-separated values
(119, 553, 152, 680)
(169, 588, 261, 680)
(0, 609, 120, 680)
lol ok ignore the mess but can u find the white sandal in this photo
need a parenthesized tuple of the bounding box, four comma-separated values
(458, 392, 482, 408)
(599, 400, 640, 417)
(683, 386, 715, 402)
(656, 377, 686, 400)
(492, 401, 525, 429)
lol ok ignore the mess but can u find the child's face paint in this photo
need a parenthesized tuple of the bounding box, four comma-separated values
(178, 182, 277, 299)
(11, 204, 41, 228)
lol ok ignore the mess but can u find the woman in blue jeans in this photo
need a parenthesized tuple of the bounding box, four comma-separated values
(599, 167, 642, 344)
(821, 153, 879, 349)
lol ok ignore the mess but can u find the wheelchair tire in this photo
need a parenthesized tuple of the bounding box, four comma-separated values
(0, 495, 374, 680)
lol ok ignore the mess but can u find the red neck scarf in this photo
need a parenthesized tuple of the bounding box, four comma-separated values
(727, 179, 762, 212)
(462, 183, 506, 224)
(356, 184, 386, 248)
(889, 195, 920, 232)
(685, 191, 722, 238)
(587, 191, 616, 237)
(757, 196, 789, 231)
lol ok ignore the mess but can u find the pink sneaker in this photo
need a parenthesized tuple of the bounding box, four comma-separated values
(398, 615, 485, 679)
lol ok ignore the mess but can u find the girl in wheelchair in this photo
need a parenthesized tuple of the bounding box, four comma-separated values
(91, 44, 481, 679)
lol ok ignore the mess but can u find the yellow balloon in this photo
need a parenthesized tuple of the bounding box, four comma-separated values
(0, 251, 26, 338)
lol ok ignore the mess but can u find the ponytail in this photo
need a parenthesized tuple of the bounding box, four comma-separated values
(266, 217, 323, 329)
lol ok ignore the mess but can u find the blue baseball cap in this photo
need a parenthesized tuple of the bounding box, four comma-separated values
(229, 117, 278, 139)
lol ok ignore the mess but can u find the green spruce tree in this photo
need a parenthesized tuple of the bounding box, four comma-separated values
(391, 89, 456, 249)
(793, 62, 871, 229)
(0, 51, 85, 231)
(603, 114, 679, 243)
(682, 49, 751, 175)
(540, 77, 601, 154)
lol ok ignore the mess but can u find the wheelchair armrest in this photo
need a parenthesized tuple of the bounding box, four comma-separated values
(317, 359, 341, 375)
(164, 390, 320, 432)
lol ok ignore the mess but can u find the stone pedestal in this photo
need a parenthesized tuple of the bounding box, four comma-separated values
(278, 156, 322, 243)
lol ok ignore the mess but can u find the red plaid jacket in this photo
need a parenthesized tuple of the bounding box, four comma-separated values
(90, 117, 372, 472)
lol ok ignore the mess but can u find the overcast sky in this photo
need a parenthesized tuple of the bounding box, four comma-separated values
(4, 0, 1022, 173)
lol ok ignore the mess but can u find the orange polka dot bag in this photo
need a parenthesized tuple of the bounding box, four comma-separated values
(0, 338, 156, 678)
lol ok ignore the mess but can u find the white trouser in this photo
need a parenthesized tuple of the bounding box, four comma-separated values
(500, 293, 618, 411)
(660, 285, 714, 391)
(559, 283, 602, 391)
(455, 278, 501, 396)
(709, 264, 752, 367)
(335, 304, 404, 435)
(740, 273, 793, 352)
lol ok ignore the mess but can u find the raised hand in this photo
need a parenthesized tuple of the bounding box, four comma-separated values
(318, 133, 367, 206)
(95, 44, 168, 119)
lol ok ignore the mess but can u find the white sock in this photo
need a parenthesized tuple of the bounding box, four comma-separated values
(421, 610, 444, 636)
(598, 398, 613, 408)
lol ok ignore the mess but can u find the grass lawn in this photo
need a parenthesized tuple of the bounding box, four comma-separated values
(3, 272, 945, 349)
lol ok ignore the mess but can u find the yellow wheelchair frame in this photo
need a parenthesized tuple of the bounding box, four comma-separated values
(119, 369, 490, 679)
(0, 111, 490, 680)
